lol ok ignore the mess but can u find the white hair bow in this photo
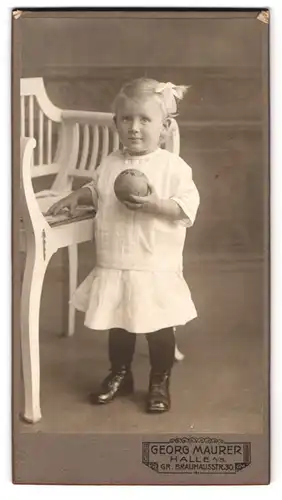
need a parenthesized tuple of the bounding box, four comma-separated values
(155, 82, 190, 114)
(155, 82, 189, 99)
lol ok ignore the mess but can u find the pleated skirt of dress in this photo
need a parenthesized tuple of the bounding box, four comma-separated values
(71, 267, 197, 334)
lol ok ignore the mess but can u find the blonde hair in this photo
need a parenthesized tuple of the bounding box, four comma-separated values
(112, 77, 190, 118)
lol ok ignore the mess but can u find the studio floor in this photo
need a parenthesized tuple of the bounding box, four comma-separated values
(18, 251, 268, 435)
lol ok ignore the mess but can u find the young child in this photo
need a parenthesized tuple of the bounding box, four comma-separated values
(47, 78, 200, 413)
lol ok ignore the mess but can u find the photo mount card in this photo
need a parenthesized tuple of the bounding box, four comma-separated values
(12, 8, 270, 485)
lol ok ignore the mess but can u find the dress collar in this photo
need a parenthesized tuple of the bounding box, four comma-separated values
(121, 148, 161, 164)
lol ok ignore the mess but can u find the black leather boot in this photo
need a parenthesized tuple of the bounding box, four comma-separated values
(90, 328, 136, 405)
(146, 371, 171, 413)
(90, 366, 134, 404)
(146, 327, 175, 413)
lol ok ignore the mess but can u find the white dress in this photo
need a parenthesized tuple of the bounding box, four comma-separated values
(71, 148, 200, 334)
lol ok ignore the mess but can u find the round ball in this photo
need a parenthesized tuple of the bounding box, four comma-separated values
(114, 169, 150, 203)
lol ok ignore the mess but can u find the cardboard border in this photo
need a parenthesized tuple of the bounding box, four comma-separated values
(12, 8, 270, 485)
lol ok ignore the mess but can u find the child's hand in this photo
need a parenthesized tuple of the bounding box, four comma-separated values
(124, 183, 185, 221)
(123, 183, 160, 214)
(46, 192, 80, 217)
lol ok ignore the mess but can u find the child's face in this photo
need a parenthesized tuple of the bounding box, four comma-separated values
(114, 96, 169, 154)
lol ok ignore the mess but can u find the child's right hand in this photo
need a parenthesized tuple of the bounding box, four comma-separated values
(46, 192, 80, 217)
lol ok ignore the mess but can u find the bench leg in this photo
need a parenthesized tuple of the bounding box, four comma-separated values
(67, 244, 78, 336)
(20, 245, 50, 423)
(174, 343, 185, 361)
(173, 327, 185, 361)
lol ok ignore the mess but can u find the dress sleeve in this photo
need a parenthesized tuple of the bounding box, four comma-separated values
(170, 156, 200, 227)
(82, 166, 101, 209)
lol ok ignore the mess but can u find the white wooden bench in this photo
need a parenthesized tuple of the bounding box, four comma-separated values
(20, 77, 184, 423)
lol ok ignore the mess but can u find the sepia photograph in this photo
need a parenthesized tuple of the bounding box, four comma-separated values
(12, 9, 269, 485)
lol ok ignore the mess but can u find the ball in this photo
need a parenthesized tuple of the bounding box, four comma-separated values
(114, 169, 150, 203)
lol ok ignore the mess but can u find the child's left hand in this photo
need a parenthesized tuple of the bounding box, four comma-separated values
(123, 183, 160, 214)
